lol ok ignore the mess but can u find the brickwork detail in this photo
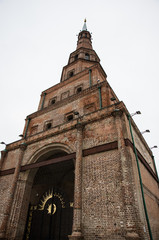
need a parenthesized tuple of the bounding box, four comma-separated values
(82, 151, 125, 239)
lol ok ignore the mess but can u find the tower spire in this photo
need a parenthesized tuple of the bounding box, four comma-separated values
(76, 19, 92, 50)
(82, 18, 87, 31)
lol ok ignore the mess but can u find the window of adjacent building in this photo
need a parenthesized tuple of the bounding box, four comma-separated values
(85, 53, 90, 60)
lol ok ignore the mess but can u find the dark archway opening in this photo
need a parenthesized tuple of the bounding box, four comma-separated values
(24, 150, 74, 240)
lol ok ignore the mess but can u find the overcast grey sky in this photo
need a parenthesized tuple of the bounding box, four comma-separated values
(0, 0, 159, 172)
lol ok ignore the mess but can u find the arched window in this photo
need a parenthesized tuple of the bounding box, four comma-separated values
(85, 53, 90, 60)
(51, 99, 56, 104)
(75, 85, 83, 94)
(44, 121, 52, 131)
(51, 97, 57, 105)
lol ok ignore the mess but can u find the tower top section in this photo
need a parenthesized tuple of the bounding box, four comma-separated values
(82, 19, 87, 31)
(77, 19, 92, 50)
(60, 20, 101, 82)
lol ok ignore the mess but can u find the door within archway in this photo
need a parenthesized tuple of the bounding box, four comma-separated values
(24, 151, 74, 240)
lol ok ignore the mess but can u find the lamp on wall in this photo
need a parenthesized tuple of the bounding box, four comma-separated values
(131, 111, 141, 117)
(110, 97, 116, 101)
(150, 146, 157, 150)
(19, 134, 24, 138)
(74, 111, 80, 116)
(141, 129, 150, 134)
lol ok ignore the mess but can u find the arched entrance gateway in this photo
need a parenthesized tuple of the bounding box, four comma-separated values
(23, 146, 75, 240)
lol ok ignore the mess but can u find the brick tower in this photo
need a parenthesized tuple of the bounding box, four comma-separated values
(0, 20, 159, 240)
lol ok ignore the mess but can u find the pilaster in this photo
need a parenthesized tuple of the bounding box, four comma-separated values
(0, 149, 8, 170)
(0, 143, 27, 240)
(69, 123, 84, 240)
(112, 109, 145, 239)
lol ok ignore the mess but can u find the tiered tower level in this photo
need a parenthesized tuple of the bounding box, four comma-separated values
(0, 21, 159, 240)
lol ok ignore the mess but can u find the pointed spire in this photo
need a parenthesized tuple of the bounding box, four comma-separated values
(82, 19, 87, 31)
(77, 19, 92, 50)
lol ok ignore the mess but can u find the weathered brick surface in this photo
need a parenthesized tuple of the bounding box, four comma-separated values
(82, 149, 146, 239)
(0, 175, 12, 214)
(83, 116, 117, 149)
(82, 151, 121, 238)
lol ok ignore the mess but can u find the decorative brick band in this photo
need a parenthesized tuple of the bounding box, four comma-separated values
(2, 139, 157, 181)
(83, 141, 118, 156)
(0, 141, 118, 176)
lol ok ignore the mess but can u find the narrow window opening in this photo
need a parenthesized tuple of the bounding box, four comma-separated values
(46, 122, 52, 130)
(75, 55, 78, 61)
(69, 71, 74, 77)
(85, 53, 90, 60)
(76, 87, 82, 93)
(51, 99, 56, 105)
(67, 114, 74, 121)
